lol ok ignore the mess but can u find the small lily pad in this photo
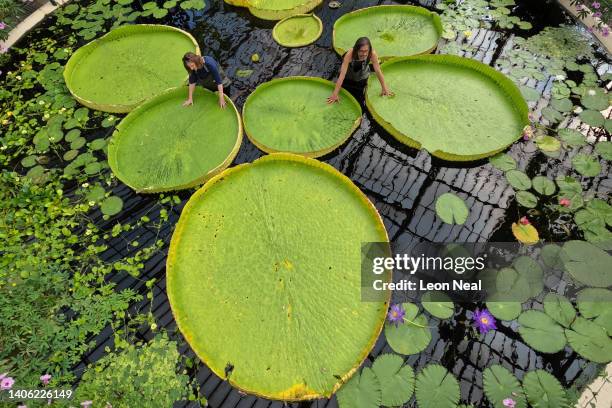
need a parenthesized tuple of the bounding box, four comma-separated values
(511, 222, 539, 245)
(435, 193, 469, 225)
(516, 191, 538, 208)
(100, 196, 124, 216)
(421, 292, 454, 319)
(557, 128, 586, 147)
(595, 141, 612, 160)
(518, 310, 566, 353)
(505, 170, 531, 190)
(532, 176, 555, 195)
(489, 153, 516, 171)
(535, 135, 560, 152)
(579, 110, 605, 127)
(572, 154, 601, 177)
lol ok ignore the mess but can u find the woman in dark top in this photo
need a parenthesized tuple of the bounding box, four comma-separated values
(182, 52, 231, 109)
(327, 37, 393, 105)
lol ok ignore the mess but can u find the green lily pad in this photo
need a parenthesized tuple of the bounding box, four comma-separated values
(489, 153, 516, 171)
(415, 365, 460, 408)
(519, 85, 540, 102)
(70, 136, 87, 150)
(595, 141, 612, 161)
(100, 196, 124, 216)
(108, 87, 242, 193)
(540, 244, 563, 269)
(560, 240, 612, 287)
(535, 135, 560, 152)
(90, 138, 107, 150)
(371, 354, 415, 406)
(580, 88, 609, 111)
(243, 77, 361, 157)
(336, 367, 381, 408)
(366, 55, 528, 161)
(421, 291, 454, 319)
(229, 0, 323, 20)
(565, 317, 612, 363)
(21, 155, 37, 168)
(551, 98, 573, 112)
(65, 129, 82, 143)
(576, 288, 612, 335)
(579, 110, 605, 128)
(522, 370, 567, 408)
(272, 14, 322, 47)
(516, 191, 538, 208)
(435, 193, 469, 225)
(571, 153, 601, 177)
(486, 301, 521, 321)
(86, 185, 107, 202)
(543, 293, 576, 328)
(483, 365, 526, 408)
(64, 24, 199, 112)
(167, 153, 390, 400)
(557, 128, 586, 147)
(532, 176, 555, 195)
(385, 303, 431, 355)
(541, 107, 563, 123)
(505, 170, 531, 191)
(333, 5, 442, 60)
(518, 310, 566, 353)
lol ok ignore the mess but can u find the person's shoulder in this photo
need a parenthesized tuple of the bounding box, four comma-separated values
(204, 55, 218, 65)
(343, 49, 353, 61)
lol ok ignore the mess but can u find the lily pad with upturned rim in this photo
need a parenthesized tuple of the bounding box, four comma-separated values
(167, 153, 390, 401)
(64, 24, 200, 113)
(227, 0, 323, 20)
(108, 87, 242, 193)
(272, 14, 322, 47)
(243, 77, 362, 157)
(333, 5, 442, 60)
(366, 55, 528, 161)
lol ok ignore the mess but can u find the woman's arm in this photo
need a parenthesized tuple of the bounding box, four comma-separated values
(327, 51, 352, 104)
(183, 83, 196, 106)
(217, 84, 226, 109)
(371, 50, 394, 97)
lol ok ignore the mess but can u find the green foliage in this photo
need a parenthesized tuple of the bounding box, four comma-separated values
(415, 364, 460, 408)
(435, 193, 469, 225)
(483, 365, 527, 408)
(385, 303, 432, 355)
(518, 310, 566, 353)
(337, 367, 382, 408)
(371, 354, 415, 406)
(522, 370, 567, 408)
(75, 335, 191, 407)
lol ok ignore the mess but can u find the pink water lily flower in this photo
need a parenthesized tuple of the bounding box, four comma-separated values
(592, 2, 601, 9)
(559, 198, 571, 207)
(0, 376, 15, 390)
(0, 22, 6, 30)
(40, 373, 52, 385)
(519, 216, 530, 225)
(503, 398, 516, 407)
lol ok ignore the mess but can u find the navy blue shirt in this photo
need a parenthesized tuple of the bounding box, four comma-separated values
(188, 56, 223, 86)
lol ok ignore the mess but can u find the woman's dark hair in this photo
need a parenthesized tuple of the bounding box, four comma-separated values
(352, 37, 372, 61)
(182, 52, 203, 72)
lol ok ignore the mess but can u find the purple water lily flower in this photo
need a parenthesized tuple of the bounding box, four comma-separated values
(0, 376, 15, 390)
(387, 304, 406, 327)
(0, 22, 6, 30)
(592, 2, 601, 9)
(473, 308, 497, 334)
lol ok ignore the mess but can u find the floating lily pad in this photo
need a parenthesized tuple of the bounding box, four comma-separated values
(571, 153, 601, 177)
(532, 176, 555, 195)
(576, 288, 612, 335)
(489, 153, 516, 171)
(519, 85, 540, 102)
(229, 0, 323, 20)
(108, 87, 242, 193)
(505, 170, 531, 190)
(522, 370, 567, 408)
(540, 244, 563, 269)
(100, 196, 124, 216)
(167, 154, 390, 400)
(543, 293, 576, 328)
(579, 109, 605, 128)
(366, 55, 528, 161)
(551, 98, 573, 112)
(421, 291, 454, 319)
(565, 317, 612, 363)
(595, 141, 612, 160)
(385, 303, 431, 356)
(64, 25, 199, 112)
(512, 222, 539, 245)
(371, 354, 415, 407)
(580, 88, 609, 111)
(272, 14, 322, 47)
(483, 365, 526, 408)
(435, 193, 468, 225)
(560, 240, 612, 287)
(516, 191, 538, 208)
(518, 310, 566, 353)
(243, 77, 361, 157)
(333, 5, 442, 60)
(535, 135, 560, 152)
(336, 367, 381, 408)
(486, 301, 521, 321)
(415, 365, 460, 408)
(557, 128, 586, 147)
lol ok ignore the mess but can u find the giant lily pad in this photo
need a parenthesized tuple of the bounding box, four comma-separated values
(108, 88, 242, 193)
(272, 14, 322, 47)
(167, 153, 390, 400)
(226, 0, 323, 20)
(366, 55, 528, 161)
(333, 5, 442, 60)
(64, 24, 199, 112)
(243, 77, 362, 157)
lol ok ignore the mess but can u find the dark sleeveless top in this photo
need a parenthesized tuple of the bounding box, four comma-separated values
(346, 56, 371, 83)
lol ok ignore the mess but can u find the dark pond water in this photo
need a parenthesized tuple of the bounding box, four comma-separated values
(10, 0, 612, 407)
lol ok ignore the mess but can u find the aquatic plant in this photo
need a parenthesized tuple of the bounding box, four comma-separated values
(272, 13, 322, 47)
